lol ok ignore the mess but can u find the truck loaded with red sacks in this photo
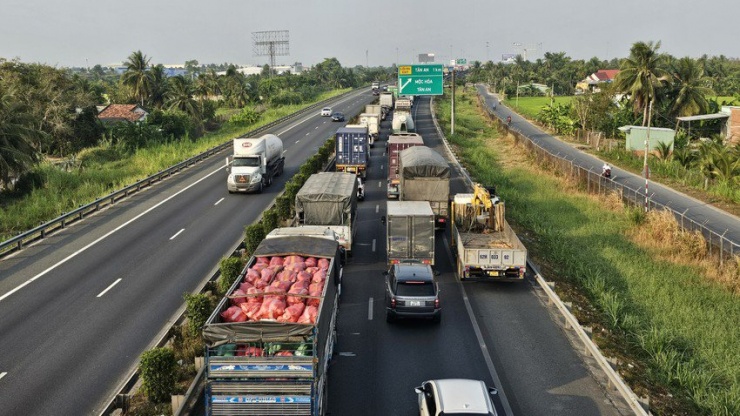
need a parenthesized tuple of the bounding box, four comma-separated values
(202, 230, 342, 416)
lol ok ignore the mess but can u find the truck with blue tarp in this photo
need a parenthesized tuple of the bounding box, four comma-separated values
(202, 232, 342, 416)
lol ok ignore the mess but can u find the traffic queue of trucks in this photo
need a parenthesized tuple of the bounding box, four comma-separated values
(209, 91, 528, 414)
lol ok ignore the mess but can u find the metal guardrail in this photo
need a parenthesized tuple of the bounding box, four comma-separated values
(0, 89, 359, 259)
(430, 96, 650, 415)
(476, 92, 738, 262)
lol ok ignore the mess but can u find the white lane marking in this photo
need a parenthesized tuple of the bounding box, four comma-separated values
(0, 165, 225, 304)
(381, 164, 384, 170)
(372, 239, 376, 252)
(305, 132, 310, 136)
(214, 198, 225, 206)
(0, 372, 7, 381)
(442, 237, 515, 416)
(170, 228, 185, 240)
(97, 278, 122, 298)
(378, 181, 382, 187)
(296, 140, 300, 143)
(375, 204, 379, 213)
(283, 150, 288, 154)
(339, 352, 356, 357)
(315, 126, 319, 129)
(368, 297, 374, 320)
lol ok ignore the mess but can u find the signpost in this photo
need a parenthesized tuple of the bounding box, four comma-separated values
(397, 64, 444, 95)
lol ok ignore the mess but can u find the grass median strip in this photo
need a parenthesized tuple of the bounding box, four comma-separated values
(435, 88, 740, 416)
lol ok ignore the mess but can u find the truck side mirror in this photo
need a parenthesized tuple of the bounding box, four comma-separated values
(380, 216, 386, 225)
(225, 157, 230, 172)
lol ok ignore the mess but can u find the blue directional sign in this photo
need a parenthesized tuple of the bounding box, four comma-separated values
(398, 64, 444, 95)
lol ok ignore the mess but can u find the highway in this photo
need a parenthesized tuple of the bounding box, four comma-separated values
(328, 97, 625, 415)
(477, 85, 740, 247)
(0, 89, 627, 416)
(0, 89, 375, 416)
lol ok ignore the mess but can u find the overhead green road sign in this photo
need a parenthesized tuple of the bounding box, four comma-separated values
(398, 64, 444, 95)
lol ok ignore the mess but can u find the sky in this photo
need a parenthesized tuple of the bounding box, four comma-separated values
(1, 0, 739, 69)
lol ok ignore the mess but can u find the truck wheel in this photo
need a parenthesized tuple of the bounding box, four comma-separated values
(257, 182, 263, 193)
(266, 176, 272, 186)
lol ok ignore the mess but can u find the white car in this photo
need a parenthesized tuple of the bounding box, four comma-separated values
(320, 107, 332, 116)
(415, 379, 498, 416)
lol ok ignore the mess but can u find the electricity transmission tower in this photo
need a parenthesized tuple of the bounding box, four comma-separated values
(252, 30, 290, 75)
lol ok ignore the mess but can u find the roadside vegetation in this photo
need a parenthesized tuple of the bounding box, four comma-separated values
(435, 87, 740, 416)
(0, 53, 392, 241)
(468, 42, 740, 209)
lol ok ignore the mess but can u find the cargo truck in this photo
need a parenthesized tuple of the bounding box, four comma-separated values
(398, 146, 450, 229)
(202, 231, 342, 416)
(395, 97, 412, 111)
(385, 201, 435, 265)
(387, 133, 424, 199)
(358, 113, 380, 146)
(392, 111, 415, 133)
(365, 104, 386, 121)
(295, 172, 358, 254)
(379, 92, 394, 111)
(335, 126, 369, 179)
(450, 184, 527, 280)
(345, 123, 373, 148)
(226, 134, 285, 193)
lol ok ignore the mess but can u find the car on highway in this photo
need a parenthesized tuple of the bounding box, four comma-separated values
(384, 263, 440, 323)
(415, 379, 498, 416)
(321, 107, 332, 116)
(331, 112, 345, 122)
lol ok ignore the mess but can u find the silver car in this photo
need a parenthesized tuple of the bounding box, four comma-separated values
(415, 379, 498, 416)
(320, 107, 332, 116)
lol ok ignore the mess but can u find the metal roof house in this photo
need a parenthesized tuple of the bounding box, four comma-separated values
(618, 125, 676, 155)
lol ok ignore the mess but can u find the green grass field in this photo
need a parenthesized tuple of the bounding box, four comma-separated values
(502, 96, 572, 119)
(0, 89, 350, 241)
(435, 88, 740, 416)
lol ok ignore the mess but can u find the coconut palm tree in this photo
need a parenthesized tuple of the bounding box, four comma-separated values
(121, 50, 153, 107)
(0, 90, 42, 190)
(166, 76, 199, 118)
(148, 64, 168, 110)
(614, 41, 671, 125)
(670, 57, 714, 117)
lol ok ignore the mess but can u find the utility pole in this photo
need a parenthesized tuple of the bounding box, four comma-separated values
(644, 100, 653, 212)
(516, 81, 520, 108)
(486, 42, 490, 62)
(366, 49, 369, 67)
(451, 68, 455, 135)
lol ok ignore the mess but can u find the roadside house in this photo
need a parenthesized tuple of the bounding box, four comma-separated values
(97, 104, 148, 124)
(576, 69, 620, 94)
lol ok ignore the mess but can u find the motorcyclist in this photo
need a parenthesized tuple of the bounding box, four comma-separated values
(356, 177, 365, 201)
(506, 115, 512, 126)
(602, 163, 612, 178)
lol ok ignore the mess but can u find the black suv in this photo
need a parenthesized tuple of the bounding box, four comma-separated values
(384, 264, 441, 323)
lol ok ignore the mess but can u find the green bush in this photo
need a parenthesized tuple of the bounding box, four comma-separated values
(229, 107, 261, 125)
(275, 195, 292, 221)
(244, 223, 266, 255)
(12, 170, 46, 197)
(218, 257, 243, 294)
(139, 347, 178, 403)
(262, 208, 279, 235)
(184, 293, 214, 337)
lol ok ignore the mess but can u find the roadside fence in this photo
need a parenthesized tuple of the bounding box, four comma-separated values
(476, 94, 739, 263)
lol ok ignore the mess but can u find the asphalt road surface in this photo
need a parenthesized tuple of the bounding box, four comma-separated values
(327, 97, 624, 416)
(0, 88, 375, 416)
(476, 84, 740, 248)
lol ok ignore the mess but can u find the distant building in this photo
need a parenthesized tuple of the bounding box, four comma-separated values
(97, 104, 148, 124)
(576, 69, 620, 94)
(618, 125, 675, 155)
(217, 63, 304, 76)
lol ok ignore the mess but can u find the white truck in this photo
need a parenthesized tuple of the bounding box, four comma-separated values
(379, 92, 394, 111)
(226, 134, 285, 193)
(392, 111, 415, 133)
(395, 97, 412, 111)
(385, 201, 436, 265)
(358, 113, 380, 146)
(450, 184, 527, 280)
(365, 104, 386, 121)
(295, 172, 359, 254)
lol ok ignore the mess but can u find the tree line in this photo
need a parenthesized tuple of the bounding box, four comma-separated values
(0, 52, 393, 193)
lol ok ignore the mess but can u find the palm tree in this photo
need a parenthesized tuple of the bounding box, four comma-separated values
(148, 64, 168, 109)
(121, 50, 153, 107)
(670, 57, 714, 117)
(0, 90, 42, 190)
(166, 76, 199, 118)
(614, 41, 671, 125)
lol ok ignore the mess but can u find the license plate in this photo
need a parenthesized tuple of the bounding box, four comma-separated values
(408, 300, 422, 307)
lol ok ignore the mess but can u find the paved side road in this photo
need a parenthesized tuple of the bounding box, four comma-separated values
(476, 84, 740, 249)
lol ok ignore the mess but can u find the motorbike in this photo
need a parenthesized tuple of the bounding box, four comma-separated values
(602, 168, 612, 179)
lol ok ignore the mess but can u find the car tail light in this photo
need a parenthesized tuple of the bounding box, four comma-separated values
(519, 267, 526, 277)
(434, 298, 440, 308)
(421, 259, 431, 264)
(391, 298, 396, 309)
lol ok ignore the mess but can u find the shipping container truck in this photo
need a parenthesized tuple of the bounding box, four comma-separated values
(450, 184, 527, 280)
(202, 231, 343, 416)
(398, 146, 450, 229)
(295, 172, 358, 254)
(345, 123, 373, 148)
(335, 126, 369, 179)
(379, 92, 394, 111)
(387, 133, 424, 199)
(226, 134, 285, 193)
(385, 201, 435, 265)
(365, 104, 386, 121)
